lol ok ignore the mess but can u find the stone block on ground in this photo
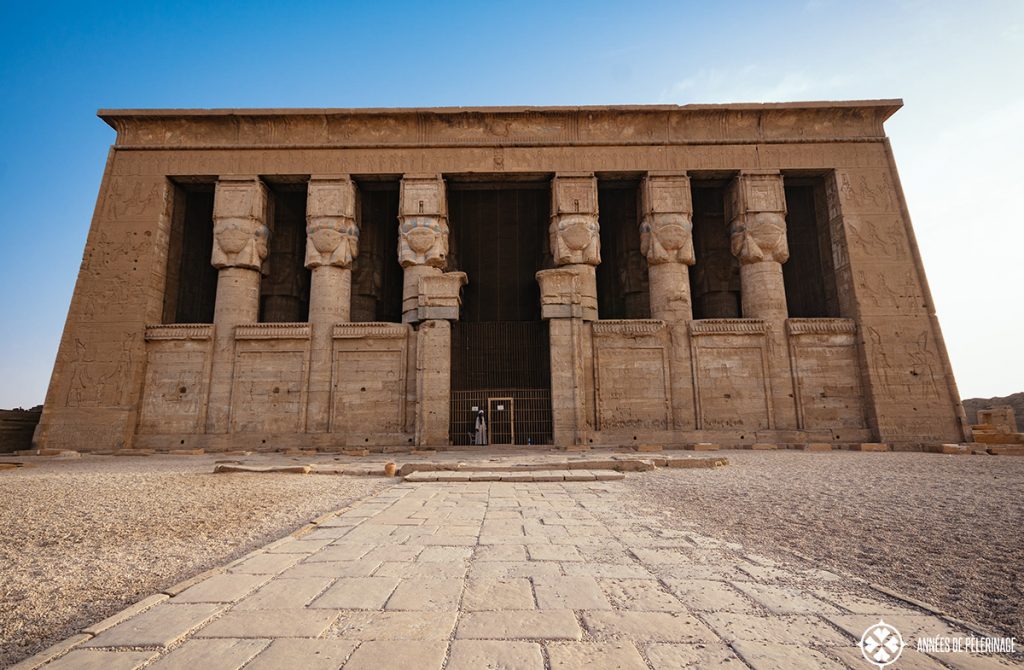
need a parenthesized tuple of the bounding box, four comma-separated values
(801, 443, 833, 452)
(852, 442, 891, 452)
(213, 464, 311, 474)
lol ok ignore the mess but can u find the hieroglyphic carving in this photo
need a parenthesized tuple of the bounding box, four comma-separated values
(639, 173, 695, 265)
(64, 333, 138, 408)
(866, 326, 940, 400)
(305, 177, 359, 269)
(845, 217, 907, 258)
(855, 267, 922, 312)
(592, 320, 666, 337)
(102, 176, 164, 221)
(837, 169, 895, 212)
(211, 178, 271, 272)
(550, 174, 600, 265)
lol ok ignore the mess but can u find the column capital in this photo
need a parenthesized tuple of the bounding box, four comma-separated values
(640, 173, 694, 266)
(536, 266, 597, 321)
(417, 271, 467, 321)
(398, 174, 448, 269)
(211, 177, 271, 272)
(726, 172, 789, 265)
(305, 176, 359, 269)
(550, 173, 600, 266)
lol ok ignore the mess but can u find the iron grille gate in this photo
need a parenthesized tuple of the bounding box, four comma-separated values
(450, 321, 552, 446)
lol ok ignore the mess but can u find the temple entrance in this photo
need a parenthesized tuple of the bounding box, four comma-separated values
(447, 181, 553, 446)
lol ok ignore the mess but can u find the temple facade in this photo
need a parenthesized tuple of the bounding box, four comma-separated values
(35, 102, 971, 451)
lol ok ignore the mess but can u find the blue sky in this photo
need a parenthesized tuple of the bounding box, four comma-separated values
(0, 0, 1021, 406)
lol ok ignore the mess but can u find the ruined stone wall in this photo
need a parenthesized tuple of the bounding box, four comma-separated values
(35, 103, 969, 450)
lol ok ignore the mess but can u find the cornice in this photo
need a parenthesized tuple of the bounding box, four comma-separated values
(98, 101, 902, 150)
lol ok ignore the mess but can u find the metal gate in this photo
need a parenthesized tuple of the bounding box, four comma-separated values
(450, 321, 552, 446)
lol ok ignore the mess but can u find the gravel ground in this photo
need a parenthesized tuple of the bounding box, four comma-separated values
(621, 450, 1024, 641)
(0, 455, 390, 667)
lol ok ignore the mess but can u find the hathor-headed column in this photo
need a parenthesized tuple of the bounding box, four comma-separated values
(640, 172, 697, 430)
(305, 176, 359, 433)
(549, 173, 600, 320)
(727, 171, 789, 321)
(640, 173, 695, 322)
(398, 175, 449, 324)
(539, 173, 600, 446)
(206, 176, 272, 433)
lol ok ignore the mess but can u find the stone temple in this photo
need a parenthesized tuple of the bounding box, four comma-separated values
(35, 102, 972, 452)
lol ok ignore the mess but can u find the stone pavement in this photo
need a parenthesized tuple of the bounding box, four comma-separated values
(15, 480, 1016, 670)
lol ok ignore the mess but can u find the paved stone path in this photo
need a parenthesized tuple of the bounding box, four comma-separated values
(16, 480, 1015, 670)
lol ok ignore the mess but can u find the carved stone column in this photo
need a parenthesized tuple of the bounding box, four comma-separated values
(398, 175, 448, 324)
(541, 174, 601, 447)
(640, 172, 697, 431)
(414, 271, 466, 446)
(727, 170, 797, 429)
(727, 171, 789, 321)
(206, 177, 271, 433)
(304, 176, 359, 433)
(550, 173, 600, 320)
(640, 173, 695, 321)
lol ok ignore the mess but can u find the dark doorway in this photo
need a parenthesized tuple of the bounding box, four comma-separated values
(163, 181, 217, 324)
(261, 184, 310, 323)
(691, 182, 741, 319)
(447, 181, 553, 445)
(352, 180, 404, 323)
(596, 179, 650, 319)
(783, 177, 839, 318)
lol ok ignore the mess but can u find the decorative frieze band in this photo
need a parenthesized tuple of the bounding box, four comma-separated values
(786, 318, 857, 335)
(592, 320, 666, 337)
(235, 323, 311, 340)
(332, 322, 411, 339)
(689, 319, 769, 336)
(145, 324, 214, 341)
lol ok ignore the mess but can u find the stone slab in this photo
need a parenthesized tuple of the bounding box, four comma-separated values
(83, 603, 223, 648)
(196, 608, 340, 638)
(330, 610, 458, 640)
(646, 642, 744, 669)
(41, 650, 159, 670)
(343, 640, 448, 670)
(547, 642, 648, 670)
(243, 639, 359, 670)
(446, 640, 544, 670)
(457, 610, 583, 640)
(309, 576, 401, 609)
(582, 611, 715, 642)
(148, 638, 269, 670)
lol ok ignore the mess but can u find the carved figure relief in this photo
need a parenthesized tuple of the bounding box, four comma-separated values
(305, 219, 359, 268)
(398, 217, 449, 268)
(103, 177, 162, 221)
(640, 213, 695, 265)
(550, 214, 600, 265)
(212, 218, 270, 271)
(846, 218, 907, 258)
(212, 180, 271, 272)
(730, 213, 789, 264)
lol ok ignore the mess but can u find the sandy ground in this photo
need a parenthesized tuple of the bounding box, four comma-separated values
(621, 450, 1024, 642)
(0, 455, 390, 667)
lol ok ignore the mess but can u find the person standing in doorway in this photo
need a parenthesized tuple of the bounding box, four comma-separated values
(474, 409, 488, 446)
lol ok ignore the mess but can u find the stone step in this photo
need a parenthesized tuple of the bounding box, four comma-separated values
(403, 469, 625, 483)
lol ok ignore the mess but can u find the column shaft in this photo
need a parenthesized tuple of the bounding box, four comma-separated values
(304, 176, 359, 434)
(205, 177, 270, 434)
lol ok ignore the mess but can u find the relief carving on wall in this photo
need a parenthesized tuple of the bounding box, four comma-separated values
(211, 179, 271, 272)
(866, 326, 940, 401)
(305, 177, 360, 269)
